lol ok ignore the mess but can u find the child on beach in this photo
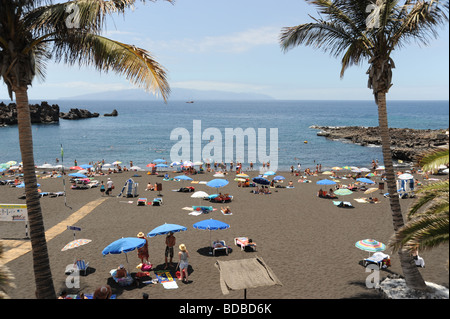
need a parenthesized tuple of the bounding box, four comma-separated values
(178, 244, 189, 283)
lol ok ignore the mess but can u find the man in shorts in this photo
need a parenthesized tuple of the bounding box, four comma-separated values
(164, 232, 176, 269)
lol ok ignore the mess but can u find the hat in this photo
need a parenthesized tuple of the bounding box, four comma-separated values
(137, 232, 145, 238)
(179, 244, 186, 251)
(119, 264, 124, 269)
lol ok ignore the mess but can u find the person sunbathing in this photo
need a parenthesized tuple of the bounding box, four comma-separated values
(221, 206, 231, 214)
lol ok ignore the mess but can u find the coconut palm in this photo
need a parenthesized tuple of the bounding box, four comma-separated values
(390, 148, 449, 253)
(0, 0, 171, 298)
(280, 0, 448, 291)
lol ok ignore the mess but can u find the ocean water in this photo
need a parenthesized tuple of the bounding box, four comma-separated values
(0, 100, 448, 171)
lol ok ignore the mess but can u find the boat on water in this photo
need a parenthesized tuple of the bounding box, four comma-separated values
(186, 101, 194, 104)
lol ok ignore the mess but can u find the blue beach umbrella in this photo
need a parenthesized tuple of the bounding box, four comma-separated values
(156, 163, 168, 168)
(263, 171, 276, 176)
(193, 219, 230, 254)
(206, 179, 229, 189)
(174, 175, 193, 181)
(356, 178, 375, 184)
(153, 159, 166, 163)
(273, 176, 285, 181)
(79, 164, 93, 169)
(102, 237, 147, 269)
(316, 179, 337, 185)
(147, 223, 187, 238)
(252, 177, 270, 185)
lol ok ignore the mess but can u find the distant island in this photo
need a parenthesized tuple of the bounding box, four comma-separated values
(59, 88, 275, 101)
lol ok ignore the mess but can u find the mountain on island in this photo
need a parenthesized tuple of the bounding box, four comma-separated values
(60, 88, 275, 101)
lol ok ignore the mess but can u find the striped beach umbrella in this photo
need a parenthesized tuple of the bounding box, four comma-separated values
(355, 239, 386, 256)
(61, 239, 92, 251)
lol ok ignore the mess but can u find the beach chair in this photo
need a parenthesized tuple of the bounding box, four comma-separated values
(212, 240, 229, 256)
(152, 198, 163, 206)
(137, 198, 147, 206)
(75, 259, 89, 275)
(234, 237, 257, 252)
(363, 252, 390, 269)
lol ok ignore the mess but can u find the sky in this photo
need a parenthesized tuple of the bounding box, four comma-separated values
(1, 0, 449, 101)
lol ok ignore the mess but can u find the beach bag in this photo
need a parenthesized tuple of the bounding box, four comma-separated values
(176, 269, 187, 279)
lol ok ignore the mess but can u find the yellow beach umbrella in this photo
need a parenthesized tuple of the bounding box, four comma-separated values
(332, 167, 342, 171)
(322, 171, 333, 175)
(364, 188, 379, 194)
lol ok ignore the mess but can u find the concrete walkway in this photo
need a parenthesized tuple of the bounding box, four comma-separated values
(0, 197, 107, 265)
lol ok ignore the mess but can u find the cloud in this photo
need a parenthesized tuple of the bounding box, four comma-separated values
(147, 26, 280, 54)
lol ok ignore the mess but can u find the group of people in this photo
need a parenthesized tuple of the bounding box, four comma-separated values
(132, 232, 190, 283)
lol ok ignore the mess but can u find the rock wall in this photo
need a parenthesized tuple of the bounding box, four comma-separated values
(0, 101, 60, 124)
(312, 125, 449, 162)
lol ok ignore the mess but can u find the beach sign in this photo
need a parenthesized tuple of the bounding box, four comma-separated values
(0, 204, 29, 238)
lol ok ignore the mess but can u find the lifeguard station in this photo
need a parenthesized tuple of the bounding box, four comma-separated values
(118, 178, 138, 198)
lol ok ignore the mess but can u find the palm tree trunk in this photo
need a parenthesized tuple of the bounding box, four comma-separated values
(14, 85, 56, 299)
(377, 92, 428, 291)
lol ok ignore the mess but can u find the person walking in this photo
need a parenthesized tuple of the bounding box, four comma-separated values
(106, 178, 113, 196)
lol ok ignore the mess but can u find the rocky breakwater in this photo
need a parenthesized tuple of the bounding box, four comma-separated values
(0, 101, 60, 125)
(312, 125, 449, 162)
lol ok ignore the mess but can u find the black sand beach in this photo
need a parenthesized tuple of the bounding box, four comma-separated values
(1, 169, 448, 299)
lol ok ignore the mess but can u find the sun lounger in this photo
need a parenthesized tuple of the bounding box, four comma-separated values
(212, 240, 229, 256)
(234, 237, 257, 252)
(152, 198, 163, 206)
(363, 252, 390, 269)
(137, 198, 147, 206)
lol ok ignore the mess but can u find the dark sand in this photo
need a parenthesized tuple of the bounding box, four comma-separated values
(1, 169, 448, 299)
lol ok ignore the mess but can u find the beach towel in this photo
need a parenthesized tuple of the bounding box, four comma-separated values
(155, 270, 174, 283)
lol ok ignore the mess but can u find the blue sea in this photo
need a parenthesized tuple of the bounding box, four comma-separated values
(0, 100, 448, 171)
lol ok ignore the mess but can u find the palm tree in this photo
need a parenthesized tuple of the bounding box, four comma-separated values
(390, 148, 449, 253)
(1, 0, 171, 298)
(280, 0, 448, 291)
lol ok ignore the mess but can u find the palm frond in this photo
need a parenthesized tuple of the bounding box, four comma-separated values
(409, 180, 449, 217)
(390, 211, 449, 252)
(52, 32, 170, 101)
(417, 148, 449, 172)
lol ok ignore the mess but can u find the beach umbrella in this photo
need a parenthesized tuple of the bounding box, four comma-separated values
(252, 177, 270, 185)
(342, 166, 352, 170)
(112, 161, 122, 165)
(193, 161, 203, 166)
(146, 163, 156, 168)
(79, 164, 93, 169)
(236, 173, 249, 178)
(102, 237, 146, 269)
(0, 168, 5, 172)
(352, 169, 362, 173)
(61, 239, 92, 251)
(69, 173, 87, 178)
(364, 188, 379, 194)
(273, 175, 285, 181)
(375, 166, 385, 170)
(322, 171, 333, 175)
(147, 223, 187, 238)
(234, 178, 246, 182)
(171, 161, 182, 166)
(214, 173, 225, 177)
(355, 239, 386, 256)
(316, 179, 336, 185)
(153, 159, 166, 163)
(174, 175, 193, 181)
(356, 178, 375, 184)
(103, 163, 112, 167)
(206, 179, 229, 189)
(332, 167, 342, 171)
(193, 219, 230, 254)
(191, 191, 209, 199)
(365, 173, 375, 177)
(183, 161, 193, 167)
(156, 163, 168, 168)
(334, 189, 353, 196)
(263, 171, 276, 176)
(442, 168, 449, 174)
(360, 168, 371, 172)
(6, 161, 17, 166)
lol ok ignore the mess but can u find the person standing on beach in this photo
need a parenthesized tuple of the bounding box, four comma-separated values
(106, 178, 113, 196)
(164, 232, 176, 269)
(137, 232, 150, 264)
(100, 181, 105, 196)
(178, 244, 189, 283)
